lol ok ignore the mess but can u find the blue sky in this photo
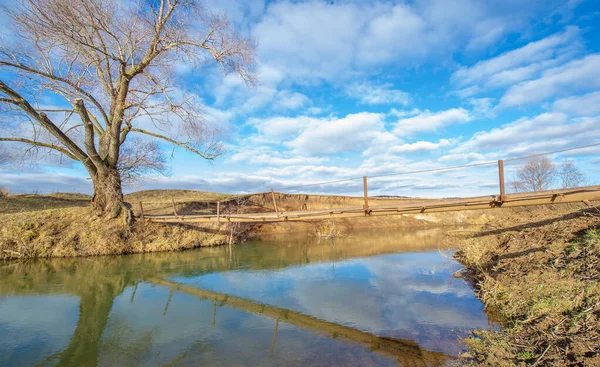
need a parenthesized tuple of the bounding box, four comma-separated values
(1, 0, 600, 197)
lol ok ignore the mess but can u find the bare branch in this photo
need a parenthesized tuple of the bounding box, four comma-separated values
(0, 0, 256, 212)
(118, 138, 167, 185)
(512, 156, 557, 192)
(0, 80, 93, 170)
(0, 137, 78, 160)
(129, 127, 223, 160)
(559, 159, 586, 189)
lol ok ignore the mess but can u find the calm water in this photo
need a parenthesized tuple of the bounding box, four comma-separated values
(0, 228, 492, 367)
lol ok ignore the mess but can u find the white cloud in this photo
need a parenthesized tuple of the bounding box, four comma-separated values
(499, 54, 600, 108)
(552, 91, 600, 116)
(273, 90, 311, 110)
(285, 112, 395, 156)
(346, 82, 410, 105)
(356, 4, 428, 65)
(246, 115, 316, 141)
(388, 108, 422, 118)
(468, 98, 495, 118)
(389, 139, 454, 154)
(230, 146, 327, 166)
(0, 173, 92, 194)
(452, 27, 580, 89)
(453, 113, 600, 155)
(439, 152, 487, 163)
(253, 0, 568, 83)
(394, 108, 471, 136)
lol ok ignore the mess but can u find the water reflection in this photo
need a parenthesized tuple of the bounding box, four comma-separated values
(0, 227, 491, 366)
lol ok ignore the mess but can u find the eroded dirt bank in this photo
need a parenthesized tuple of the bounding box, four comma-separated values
(249, 202, 595, 235)
(452, 204, 600, 366)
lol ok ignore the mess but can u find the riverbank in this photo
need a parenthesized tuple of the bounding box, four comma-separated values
(0, 207, 229, 260)
(454, 205, 600, 366)
(1, 190, 597, 262)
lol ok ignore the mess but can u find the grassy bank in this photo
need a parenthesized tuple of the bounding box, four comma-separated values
(455, 206, 600, 366)
(0, 192, 229, 261)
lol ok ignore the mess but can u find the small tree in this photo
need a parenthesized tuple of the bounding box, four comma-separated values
(0, 0, 256, 220)
(559, 159, 586, 188)
(512, 156, 556, 192)
(508, 179, 525, 193)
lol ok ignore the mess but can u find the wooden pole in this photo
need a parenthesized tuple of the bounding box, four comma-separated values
(163, 289, 173, 316)
(363, 176, 370, 214)
(217, 201, 221, 225)
(498, 160, 505, 202)
(139, 201, 144, 220)
(212, 299, 217, 326)
(270, 189, 279, 217)
(171, 198, 179, 217)
(270, 319, 279, 356)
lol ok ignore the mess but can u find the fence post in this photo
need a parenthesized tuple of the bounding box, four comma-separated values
(270, 189, 279, 217)
(171, 198, 179, 217)
(139, 201, 144, 220)
(363, 176, 370, 214)
(498, 160, 506, 202)
(217, 201, 221, 225)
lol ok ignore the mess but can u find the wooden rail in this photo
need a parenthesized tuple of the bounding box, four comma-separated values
(143, 185, 600, 224)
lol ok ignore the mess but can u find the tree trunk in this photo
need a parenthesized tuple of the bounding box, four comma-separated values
(58, 281, 125, 367)
(91, 167, 132, 223)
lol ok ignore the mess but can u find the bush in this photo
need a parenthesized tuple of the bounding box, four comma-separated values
(0, 186, 9, 198)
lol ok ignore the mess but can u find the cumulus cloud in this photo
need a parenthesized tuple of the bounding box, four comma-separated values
(346, 82, 410, 105)
(285, 112, 396, 156)
(246, 115, 316, 141)
(230, 146, 327, 166)
(389, 139, 455, 154)
(272, 90, 312, 110)
(394, 108, 472, 136)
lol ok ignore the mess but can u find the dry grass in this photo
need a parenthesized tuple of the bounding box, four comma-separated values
(0, 206, 228, 261)
(455, 208, 600, 367)
(0, 192, 90, 214)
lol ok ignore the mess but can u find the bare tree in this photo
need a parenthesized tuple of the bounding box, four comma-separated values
(0, 0, 256, 220)
(508, 179, 525, 193)
(117, 139, 168, 186)
(559, 159, 586, 189)
(511, 156, 557, 192)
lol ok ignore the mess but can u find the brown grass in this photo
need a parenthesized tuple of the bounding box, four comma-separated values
(455, 208, 600, 366)
(0, 206, 228, 261)
(0, 192, 90, 214)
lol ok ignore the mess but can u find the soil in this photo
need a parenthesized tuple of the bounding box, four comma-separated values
(454, 204, 600, 366)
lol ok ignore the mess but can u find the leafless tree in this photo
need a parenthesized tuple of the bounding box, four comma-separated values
(118, 139, 168, 186)
(508, 179, 525, 193)
(0, 0, 256, 220)
(559, 159, 586, 189)
(510, 156, 556, 193)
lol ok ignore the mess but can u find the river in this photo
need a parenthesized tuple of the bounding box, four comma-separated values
(0, 227, 493, 366)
